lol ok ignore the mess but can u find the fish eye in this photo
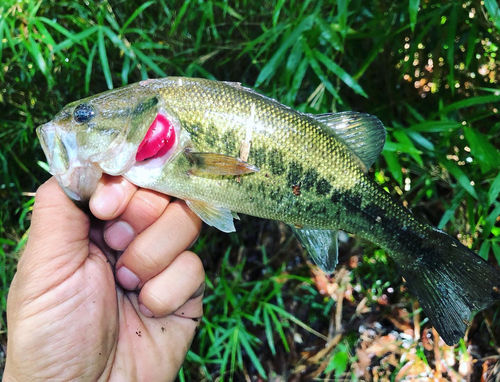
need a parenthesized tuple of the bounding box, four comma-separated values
(73, 103, 95, 124)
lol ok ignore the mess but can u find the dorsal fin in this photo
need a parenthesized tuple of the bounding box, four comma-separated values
(312, 112, 386, 172)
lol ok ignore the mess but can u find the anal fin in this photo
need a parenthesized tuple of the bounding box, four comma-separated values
(291, 226, 339, 273)
(186, 200, 236, 233)
(186, 149, 259, 177)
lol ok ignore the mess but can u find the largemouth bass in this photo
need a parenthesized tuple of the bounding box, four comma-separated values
(37, 77, 500, 345)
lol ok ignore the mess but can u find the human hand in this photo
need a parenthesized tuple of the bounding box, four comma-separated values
(4, 176, 203, 381)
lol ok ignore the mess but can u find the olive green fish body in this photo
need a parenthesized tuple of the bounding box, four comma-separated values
(127, 79, 418, 262)
(37, 77, 500, 346)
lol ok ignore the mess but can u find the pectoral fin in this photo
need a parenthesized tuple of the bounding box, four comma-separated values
(186, 150, 259, 176)
(291, 226, 339, 273)
(185, 200, 236, 233)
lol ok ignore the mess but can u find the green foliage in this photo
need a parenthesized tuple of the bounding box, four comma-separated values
(1, 0, 500, 379)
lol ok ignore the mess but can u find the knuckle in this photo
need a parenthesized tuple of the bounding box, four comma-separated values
(141, 284, 176, 314)
(180, 251, 205, 279)
(126, 244, 162, 274)
(129, 192, 167, 223)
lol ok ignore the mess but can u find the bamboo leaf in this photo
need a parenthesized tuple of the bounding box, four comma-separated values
(438, 189, 465, 229)
(131, 46, 168, 77)
(338, 0, 349, 39)
(463, 127, 500, 174)
(484, 0, 500, 31)
(121, 0, 155, 32)
(435, 95, 500, 116)
(409, 0, 420, 32)
(478, 241, 491, 260)
(447, 4, 458, 93)
(239, 332, 266, 377)
(314, 50, 368, 97)
(382, 150, 403, 186)
(255, 15, 314, 87)
(303, 42, 341, 102)
(409, 121, 462, 132)
(442, 160, 478, 199)
(465, 22, 477, 69)
(98, 27, 113, 89)
(488, 173, 500, 207)
(484, 203, 500, 238)
(85, 43, 98, 94)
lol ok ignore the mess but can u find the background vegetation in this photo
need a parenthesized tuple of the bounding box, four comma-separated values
(1, 0, 500, 380)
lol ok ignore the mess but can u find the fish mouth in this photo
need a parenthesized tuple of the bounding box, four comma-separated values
(55, 163, 103, 201)
(37, 122, 103, 202)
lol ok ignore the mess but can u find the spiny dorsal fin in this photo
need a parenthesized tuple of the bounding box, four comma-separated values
(312, 112, 386, 172)
(185, 200, 236, 233)
(290, 226, 339, 273)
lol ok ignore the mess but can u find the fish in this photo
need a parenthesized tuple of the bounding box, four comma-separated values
(37, 77, 500, 345)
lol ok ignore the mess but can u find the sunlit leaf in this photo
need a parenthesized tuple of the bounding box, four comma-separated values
(121, 0, 155, 32)
(382, 150, 403, 186)
(463, 127, 500, 174)
(255, 15, 314, 87)
(438, 189, 465, 229)
(483, 203, 500, 238)
(325, 345, 349, 378)
(409, 0, 420, 32)
(446, 4, 457, 93)
(314, 50, 368, 97)
(484, 0, 500, 31)
(409, 120, 462, 132)
(338, 0, 349, 39)
(478, 241, 491, 260)
(442, 159, 478, 199)
(488, 173, 500, 207)
(98, 27, 113, 89)
(435, 95, 500, 116)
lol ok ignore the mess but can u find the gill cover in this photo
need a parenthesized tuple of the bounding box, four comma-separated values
(37, 80, 166, 201)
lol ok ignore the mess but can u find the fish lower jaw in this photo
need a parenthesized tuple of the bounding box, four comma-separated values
(56, 163, 102, 202)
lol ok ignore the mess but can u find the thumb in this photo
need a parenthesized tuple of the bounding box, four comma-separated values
(17, 177, 90, 285)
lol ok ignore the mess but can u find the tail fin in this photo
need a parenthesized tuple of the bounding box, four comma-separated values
(397, 228, 500, 345)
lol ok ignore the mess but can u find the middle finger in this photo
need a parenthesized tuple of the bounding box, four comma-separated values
(115, 200, 202, 290)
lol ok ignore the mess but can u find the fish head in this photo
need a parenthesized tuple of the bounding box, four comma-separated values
(37, 80, 181, 201)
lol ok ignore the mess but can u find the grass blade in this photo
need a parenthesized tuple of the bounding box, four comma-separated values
(382, 150, 403, 186)
(314, 50, 368, 97)
(409, 120, 462, 132)
(447, 4, 458, 93)
(442, 159, 478, 199)
(98, 27, 113, 89)
(239, 332, 266, 378)
(488, 173, 500, 207)
(121, 0, 155, 32)
(463, 127, 500, 174)
(484, 0, 500, 31)
(303, 42, 341, 102)
(409, 0, 420, 32)
(255, 15, 314, 87)
(131, 46, 168, 77)
(338, 0, 349, 39)
(85, 43, 98, 93)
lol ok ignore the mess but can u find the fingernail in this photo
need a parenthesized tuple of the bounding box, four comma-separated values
(116, 266, 140, 290)
(92, 184, 124, 218)
(190, 282, 205, 299)
(139, 304, 154, 318)
(104, 221, 135, 250)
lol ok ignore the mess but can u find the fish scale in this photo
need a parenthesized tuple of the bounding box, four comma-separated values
(155, 79, 412, 239)
(37, 76, 500, 346)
